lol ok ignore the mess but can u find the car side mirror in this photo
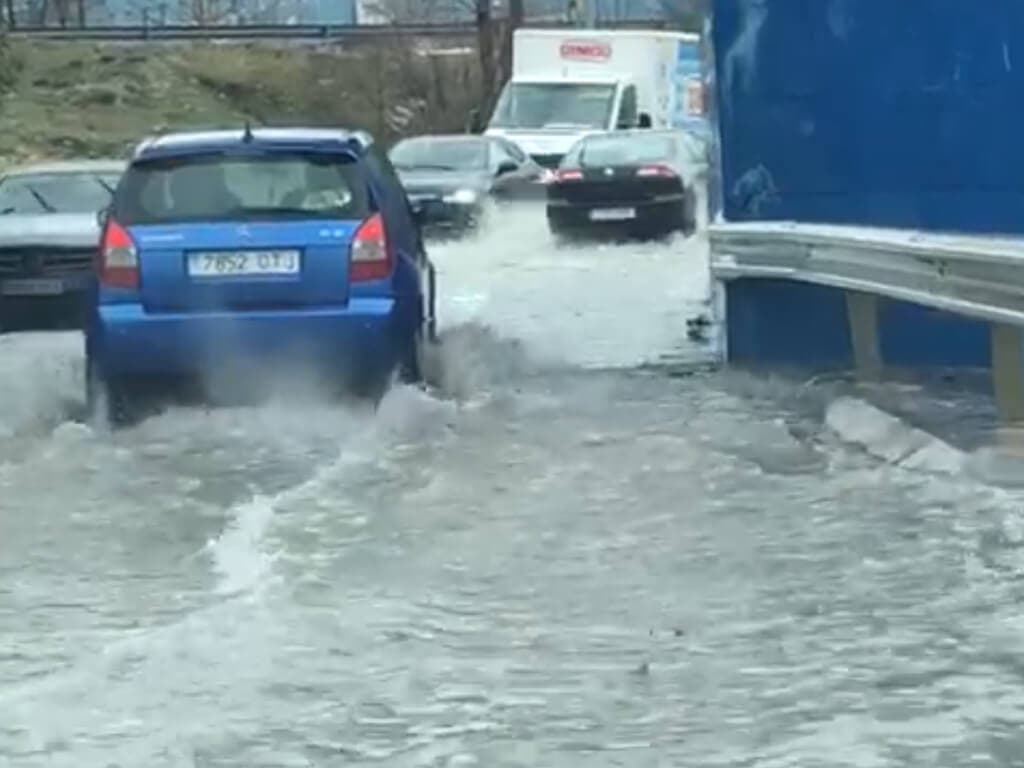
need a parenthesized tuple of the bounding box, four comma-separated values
(637, 112, 653, 129)
(96, 207, 109, 229)
(466, 108, 482, 134)
(496, 161, 517, 177)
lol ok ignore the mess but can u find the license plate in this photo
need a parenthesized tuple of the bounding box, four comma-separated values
(2, 278, 65, 296)
(590, 207, 636, 221)
(187, 250, 301, 278)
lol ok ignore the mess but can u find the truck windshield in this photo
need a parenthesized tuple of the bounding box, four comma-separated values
(490, 83, 616, 130)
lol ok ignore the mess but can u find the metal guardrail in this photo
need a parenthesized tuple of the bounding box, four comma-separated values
(4, 19, 675, 42)
(708, 221, 1024, 326)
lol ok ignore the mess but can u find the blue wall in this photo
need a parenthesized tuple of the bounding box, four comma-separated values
(710, 0, 1024, 236)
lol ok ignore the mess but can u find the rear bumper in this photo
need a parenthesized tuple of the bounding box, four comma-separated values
(87, 297, 413, 378)
(546, 196, 687, 235)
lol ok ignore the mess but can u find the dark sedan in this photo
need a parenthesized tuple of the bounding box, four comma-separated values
(546, 130, 703, 242)
(389, 134, 546, 237)
(0, 159, 124, 331)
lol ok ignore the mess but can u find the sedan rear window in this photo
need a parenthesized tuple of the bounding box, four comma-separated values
(577, 135, 677, 168)
(390, 138, 488, 171)
(113, 151, 373, 225)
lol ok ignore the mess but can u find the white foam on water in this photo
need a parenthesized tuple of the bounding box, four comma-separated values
(825, 396, 968, 475)
(428, 200, 713, 371)
(0, 377, 467, 763)
(0, 331, 82, 436)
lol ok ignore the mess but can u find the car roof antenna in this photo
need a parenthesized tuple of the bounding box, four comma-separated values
(242, 120, 254, 143)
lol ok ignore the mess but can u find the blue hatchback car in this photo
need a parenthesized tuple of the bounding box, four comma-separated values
(86, 127, 437, 424)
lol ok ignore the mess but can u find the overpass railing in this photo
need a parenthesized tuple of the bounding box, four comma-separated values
(3, 18, 678, 42)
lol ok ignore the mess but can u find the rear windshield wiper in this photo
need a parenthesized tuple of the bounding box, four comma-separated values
(26, 186, 56, 213)
(94, 176, 116, 195)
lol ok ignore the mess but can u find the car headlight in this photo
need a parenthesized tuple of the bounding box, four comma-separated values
(443, 188, 479, 205)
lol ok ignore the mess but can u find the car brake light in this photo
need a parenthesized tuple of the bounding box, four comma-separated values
(99, 219, 138, 289)
(350, 212, 391, 282)
(636, 164, 677, 178)
(554, 169, 584, 182)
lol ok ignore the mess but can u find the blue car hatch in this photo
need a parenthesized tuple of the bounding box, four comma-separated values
(133, 220, 357, 312)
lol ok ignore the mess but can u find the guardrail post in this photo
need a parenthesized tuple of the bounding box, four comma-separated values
(845, 290, 881, 380)
(991, 323, 1024, 423)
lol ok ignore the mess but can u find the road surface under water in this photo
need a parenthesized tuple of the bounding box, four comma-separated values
(2, 204, 1024, 767)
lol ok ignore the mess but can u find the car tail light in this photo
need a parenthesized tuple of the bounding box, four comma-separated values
(350, 212, 392, 282)
(554, 169, 584, 182)
(98, 219, 138, 289)
(636, 164, 678, 178)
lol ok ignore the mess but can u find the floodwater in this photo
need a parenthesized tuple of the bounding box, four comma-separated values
(2, 202, 1024, 767)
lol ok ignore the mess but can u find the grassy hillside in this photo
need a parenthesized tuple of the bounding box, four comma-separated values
(0, 39, 482, 164)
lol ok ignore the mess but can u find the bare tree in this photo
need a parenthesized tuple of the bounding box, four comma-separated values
(38, 0, 73, 26)
(499, 0, 522, 82)
(181, 0, 237, 25)
(0, 7, 17, 106)
(362, 0, 477, 24)
(657, 0, 703, 30)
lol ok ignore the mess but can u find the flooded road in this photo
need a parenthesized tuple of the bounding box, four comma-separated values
(2, 204, 1024, 766)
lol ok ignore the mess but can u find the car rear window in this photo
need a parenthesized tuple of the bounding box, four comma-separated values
(113, 151, 373, 225)
(577, 135, 677, 168)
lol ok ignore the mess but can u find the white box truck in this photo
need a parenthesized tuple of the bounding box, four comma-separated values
(484, 28, 706, 168)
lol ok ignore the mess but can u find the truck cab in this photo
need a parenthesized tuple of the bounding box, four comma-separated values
(484, 29, 705, 169)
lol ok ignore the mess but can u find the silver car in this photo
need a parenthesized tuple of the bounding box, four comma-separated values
(0, 159, 125, 331)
